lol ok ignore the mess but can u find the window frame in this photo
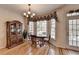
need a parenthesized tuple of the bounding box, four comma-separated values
(50, 18, 56, 40)
(36, 20, 47, 37)
(28, 21, 35, 35)
(67, 14, 79, 47)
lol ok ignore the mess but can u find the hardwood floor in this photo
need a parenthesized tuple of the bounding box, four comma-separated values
(0, 41, 79, 55)
(48, 44, 79, 55)
(0, 41, 49, 55)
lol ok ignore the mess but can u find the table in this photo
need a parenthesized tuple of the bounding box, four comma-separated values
(30, 35, 47, 48)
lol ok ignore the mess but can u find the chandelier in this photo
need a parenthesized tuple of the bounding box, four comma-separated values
(23, 4, 36, 18)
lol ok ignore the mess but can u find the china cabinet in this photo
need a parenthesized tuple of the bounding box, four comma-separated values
(6, 21, 23, 48)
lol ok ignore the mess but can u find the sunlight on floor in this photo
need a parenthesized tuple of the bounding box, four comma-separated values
(48, 48, 55, 55)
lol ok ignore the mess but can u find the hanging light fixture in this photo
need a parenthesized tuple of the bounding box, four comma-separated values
(23, 4, 36, 18)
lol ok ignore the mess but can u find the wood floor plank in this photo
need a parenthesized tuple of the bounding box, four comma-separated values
(0, 41, 79, 55)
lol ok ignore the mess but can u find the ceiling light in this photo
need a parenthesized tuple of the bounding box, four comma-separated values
(23, 13, 26, 16)
(26, 15, 29, 17)
(32, 13, 35, 16)
(23, 4, 36, 18)
(28, 11, 31, 14)
(31, 15, 33, 18)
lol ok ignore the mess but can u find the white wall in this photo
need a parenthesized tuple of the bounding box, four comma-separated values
(0, 7, 24, 49)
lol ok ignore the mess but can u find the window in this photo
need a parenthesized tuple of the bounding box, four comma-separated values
(68, 19, 79, 47)
(67, 12, 79, 17)
(28, 21, 34, 35)
(67, 10, 79, 17)
(51, 18, 56, 39)
(37, 20, 47, 37)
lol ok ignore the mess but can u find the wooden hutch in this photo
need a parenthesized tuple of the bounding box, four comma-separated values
(6, 20, 23, 48)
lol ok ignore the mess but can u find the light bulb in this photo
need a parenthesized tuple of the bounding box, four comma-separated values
(32, 13, 35, 16)
(28, 11, 31, 14)
(23, 13, 26, 16)
(26, 15, 29, 17)
(31, 15, 33, 18)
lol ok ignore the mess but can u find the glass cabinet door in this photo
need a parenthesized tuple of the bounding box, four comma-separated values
(17, 24, 22, 34)
(10, 24, 16, 35)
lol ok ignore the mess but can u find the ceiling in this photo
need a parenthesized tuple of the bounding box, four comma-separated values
(0, 4, 64, 16)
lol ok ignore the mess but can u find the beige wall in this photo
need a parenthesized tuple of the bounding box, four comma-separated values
(0, 7, 24, 49)
(1, 4, 79, 51)
(50, 4, 79, 51)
